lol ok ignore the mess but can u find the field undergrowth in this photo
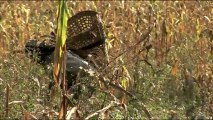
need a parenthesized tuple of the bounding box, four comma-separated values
(0, 1, 213, 119)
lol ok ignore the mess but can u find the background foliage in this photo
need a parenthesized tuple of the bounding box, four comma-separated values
(0, 1, 213, 119)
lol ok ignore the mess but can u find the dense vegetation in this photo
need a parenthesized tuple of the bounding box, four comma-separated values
(0, 1, 213, 119)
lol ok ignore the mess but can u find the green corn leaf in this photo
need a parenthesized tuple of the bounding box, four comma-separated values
(53, 0, 69, 87)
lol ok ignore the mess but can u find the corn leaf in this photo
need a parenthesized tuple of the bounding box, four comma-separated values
(53, 0, 68, 87)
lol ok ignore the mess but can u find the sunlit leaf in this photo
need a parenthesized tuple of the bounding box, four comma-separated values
(53, 0, 69, 86)
(53, 0, 69, 118)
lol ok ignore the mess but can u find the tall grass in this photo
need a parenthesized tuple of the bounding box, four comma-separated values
(53, 0, 69, 119)
(0, 1, 212, 119)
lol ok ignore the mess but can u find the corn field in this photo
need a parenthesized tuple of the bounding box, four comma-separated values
(0, 1, 213, 119)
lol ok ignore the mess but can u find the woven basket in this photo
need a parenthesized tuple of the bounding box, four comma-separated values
(66, 11, 106, 50)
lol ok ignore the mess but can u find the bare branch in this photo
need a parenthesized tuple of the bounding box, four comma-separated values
(85, 101, 119, 120)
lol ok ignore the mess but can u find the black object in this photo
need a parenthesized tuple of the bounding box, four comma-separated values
(25, 36, 55, 64)
(25, 11, 107, 98)
(25, 38, 93, 87)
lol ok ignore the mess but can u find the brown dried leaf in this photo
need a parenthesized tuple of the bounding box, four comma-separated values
(172, 60, 179, 76)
